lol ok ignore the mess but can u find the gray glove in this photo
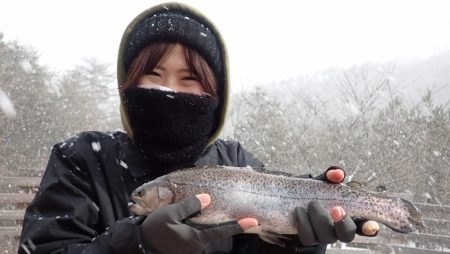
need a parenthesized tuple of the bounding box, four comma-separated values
(294, 166, 357, 245)
(140, 196, 242, 254)
(295, 200, 357, 245)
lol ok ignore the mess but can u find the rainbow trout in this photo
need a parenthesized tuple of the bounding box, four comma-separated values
(129, 166, 425, 244)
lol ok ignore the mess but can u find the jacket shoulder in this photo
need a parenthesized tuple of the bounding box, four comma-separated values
(54, 131, 126, 153)
(195, 139, 264, 168)
(56, 131, 125, 146)
(49, 131, 127, 172)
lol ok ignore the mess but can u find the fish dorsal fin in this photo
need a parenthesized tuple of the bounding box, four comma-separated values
(347, 181, 363, 189)
(251, 167, 295, 177)
(185, 165, 295, 178)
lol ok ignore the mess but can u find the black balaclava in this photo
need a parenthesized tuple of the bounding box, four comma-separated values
(123, 87, 218, 170)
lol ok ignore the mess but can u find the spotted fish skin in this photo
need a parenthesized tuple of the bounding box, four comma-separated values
(130, 166, 425, 235)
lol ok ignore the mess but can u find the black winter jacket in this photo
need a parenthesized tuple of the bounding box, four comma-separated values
(18, 131, 326, 254)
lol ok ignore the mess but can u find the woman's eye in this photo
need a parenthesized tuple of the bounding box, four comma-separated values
(146, 70, 161, 77)
(182, 76, 198, 81)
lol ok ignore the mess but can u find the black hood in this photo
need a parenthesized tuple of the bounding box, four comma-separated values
(117, 2, 229, 144)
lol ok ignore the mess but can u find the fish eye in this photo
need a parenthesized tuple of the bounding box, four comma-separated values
(137, 189, 145, 197)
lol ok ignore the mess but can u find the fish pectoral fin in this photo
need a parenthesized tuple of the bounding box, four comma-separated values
(187, 210, 235, 225)
(244, 226, 290, 247)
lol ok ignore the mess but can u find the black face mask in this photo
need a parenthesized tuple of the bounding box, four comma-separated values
(123, 87, 218, 170)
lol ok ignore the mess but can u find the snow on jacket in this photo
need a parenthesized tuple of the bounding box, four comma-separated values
(18, 131, 326, 253)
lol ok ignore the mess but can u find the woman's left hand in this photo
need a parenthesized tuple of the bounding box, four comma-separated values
(294, 166, 380, 246)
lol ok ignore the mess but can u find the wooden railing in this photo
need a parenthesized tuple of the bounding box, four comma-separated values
(1, 171, 449, 253)
(327, 202, 450, 253)
(0, 171, 41, 253)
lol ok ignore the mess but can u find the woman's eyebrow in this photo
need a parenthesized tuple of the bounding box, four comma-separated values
(152, 67, 191, 73)
(178, 68, 192, 73)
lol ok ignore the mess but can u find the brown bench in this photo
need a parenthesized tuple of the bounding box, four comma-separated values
(0, 177, 41, 192)
(358, 232, 449, 250)
(420, 218, 450, 236)
(0, 176, 40, 253)
(340, 242, 450, 254)
(0, 177, 40, 227)
(415, 203, 450, 221)
(0, 176, 40, 211)
(336, 222, 450, 252)
(0, 193, 36, 207)
(0, 210, 26, 220)
(0, 226, 22, 237)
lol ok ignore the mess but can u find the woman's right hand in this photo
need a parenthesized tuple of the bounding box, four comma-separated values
(140, 193, 257, 254)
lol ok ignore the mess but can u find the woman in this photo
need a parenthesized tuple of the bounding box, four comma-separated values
(18, 3, 378, 254)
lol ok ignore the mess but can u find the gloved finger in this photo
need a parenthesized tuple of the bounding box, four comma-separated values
(354, 219, 379, 237)
(334, 215, 357, 242)
(308, 200, 337, 244)
(198, 221, 243, 243)
(166, 196, 202, 221)
(314, 166, 346, 184)
(168, 224, 206, 253)
(294, 206, 318, 246)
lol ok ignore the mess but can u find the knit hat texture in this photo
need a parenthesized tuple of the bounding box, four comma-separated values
(117, 2, 229, 144)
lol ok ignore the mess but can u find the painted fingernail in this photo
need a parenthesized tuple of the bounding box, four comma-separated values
(238, 218, 259, 231)
(196, 193, 211, 209)
(331, 206, 346, 222)
(326, 169, 345, 183)
(362, 221, 380, 236)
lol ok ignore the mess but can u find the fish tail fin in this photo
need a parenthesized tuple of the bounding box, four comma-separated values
(388, 197, 426, 232)
(402, 198, 426, 230)
(244, 226, 290, 247)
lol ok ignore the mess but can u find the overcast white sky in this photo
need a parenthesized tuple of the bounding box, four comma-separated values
(1, 0, 450, 89)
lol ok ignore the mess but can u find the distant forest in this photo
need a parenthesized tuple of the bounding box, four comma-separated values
(1, 34, 449, 204)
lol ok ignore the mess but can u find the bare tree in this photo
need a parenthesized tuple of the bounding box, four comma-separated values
(0, 36, 119, 174)
(228, 62, 449, 204)
(0, 37, 54, 171)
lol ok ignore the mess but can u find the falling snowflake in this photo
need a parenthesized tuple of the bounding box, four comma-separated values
(0, 89, 17, 119)
(119, 160, 128, 169)
(91, 142, 101, 152)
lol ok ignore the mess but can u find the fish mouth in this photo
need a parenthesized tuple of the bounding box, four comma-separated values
(129, 195, 145, 207)
(127, 198, 137, 208)
(127, 201, 135, 208)
(128, 197, 147, 216)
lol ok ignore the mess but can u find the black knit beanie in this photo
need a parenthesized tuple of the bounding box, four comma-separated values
(123, 5, 224, 91)
(118, 3, 229, 142)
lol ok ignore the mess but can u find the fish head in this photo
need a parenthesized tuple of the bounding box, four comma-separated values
(130, 179, 174, 215)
